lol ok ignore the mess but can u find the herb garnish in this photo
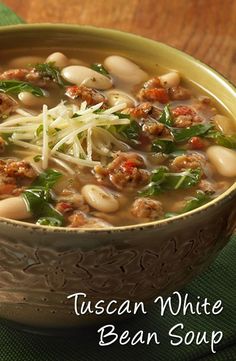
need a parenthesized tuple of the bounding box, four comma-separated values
(140, 166, 201, 196)
(0, 80, 44, 97)
(34, 62, 65, 86)
(91, 63, 110, 77)
(23, 169, 63, 226)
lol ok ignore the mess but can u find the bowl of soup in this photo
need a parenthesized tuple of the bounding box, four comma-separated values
(0, 24, 235, 330)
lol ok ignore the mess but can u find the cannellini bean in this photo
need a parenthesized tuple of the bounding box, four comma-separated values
(0, 196, 31, 220)
(106, 89, 135, 107)
(213, 114, 236, 135)
(61, 66, 112, 90)
(18, 92, 46, 107)
(81, 184, 119, 213)
(104, 55, 148, 85)
(207, 145, 236, 177)
(8, 56, 44, 68)
(46, 52, 69, 68)
(159, 71, 180, 88)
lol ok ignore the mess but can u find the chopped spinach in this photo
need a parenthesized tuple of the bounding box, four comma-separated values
(158, 105, 173, 126)
(34, 62, 65, 86)
(205, 129, 236, 149)
(23, 169, 63, 226)
(116, 120, 141, 140)
(172, 123, 212, 142)
(140, 166, 201, 196)
(152, 139, 179, 154)
(91, 63, 110, 77)
(0, 80, 44, 97)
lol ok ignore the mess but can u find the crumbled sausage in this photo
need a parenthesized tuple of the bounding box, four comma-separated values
(143, 77, 161, 89)
(56, 192, 90, 213)
(65, 85, 106, 105)
(170, 153, 205, 172)
(0, 68, 29, 81)
(198, 179, 216, 193)
(0, 93, 18, 117)
(94, 152, 150, 190)
(128, 102, 153, 118)
(131, 197, 164, 219)
(169, 86, 191, 100)
(68, 211, 111, 228)
(4, 161, 36, 179)
(142, 121, 165, 136)
(137, 87, 169, 104)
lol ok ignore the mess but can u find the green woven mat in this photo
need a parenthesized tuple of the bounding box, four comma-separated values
(0, 3, 236, 360)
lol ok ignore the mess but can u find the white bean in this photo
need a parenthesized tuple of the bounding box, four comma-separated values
(8, 56, 44, 68)
(0, 196, 31, 220)
(207, 145, 236, 177)
(213, 114, 236, 136)
(81, 184, 119, 213)
(106, 89, 135, 107)
(46, 52, 69, 68)
(61, 65, 112, 90)
(159, 71, 180, 88)
(18, 92, 46, 107)
(104, 55, 148, 85)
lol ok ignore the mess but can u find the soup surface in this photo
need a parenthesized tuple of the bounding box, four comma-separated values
(0, 50, 235, 228)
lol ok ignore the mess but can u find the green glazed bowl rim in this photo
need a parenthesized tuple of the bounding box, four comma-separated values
(0, 23, 235, 234)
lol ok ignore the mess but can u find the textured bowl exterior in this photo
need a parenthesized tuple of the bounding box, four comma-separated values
(0, 24, 236, 329)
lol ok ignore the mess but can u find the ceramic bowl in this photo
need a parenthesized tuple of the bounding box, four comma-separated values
(0, 24, 236, 331)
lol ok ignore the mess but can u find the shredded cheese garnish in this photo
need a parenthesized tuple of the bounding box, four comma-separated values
(0, 101, 130, 172)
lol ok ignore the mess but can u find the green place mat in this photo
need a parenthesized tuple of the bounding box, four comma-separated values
(0, 3, 235, 360)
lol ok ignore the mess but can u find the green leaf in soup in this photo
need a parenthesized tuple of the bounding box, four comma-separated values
(32, 168, 62, 189)
(182, 190, 212, 213)
(172, 123, 212, 142)
(34, 62, 65, 86)
(158, 105, 173, 126)
(0, 80, 44, 97)
(91, 63, 110, 77)
(205, 129, 236, 149)
(36, 217, 63, 227)
(139, 166, 201, 196)
(116, 120, 141, 140)
(152, 139, 179, 154)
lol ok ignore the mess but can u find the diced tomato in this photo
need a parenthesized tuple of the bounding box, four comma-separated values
(188, 136, 205, 150)
(172, 106, 195, 117)
(56, 202, 73, 214)
(121, 160, 140, 174)
(143, 88, 169, 104)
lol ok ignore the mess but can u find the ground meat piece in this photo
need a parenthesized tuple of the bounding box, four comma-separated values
(174, 115, 193, 128)
(65, 85, 106, 105)
(142, 120, 165, 136)
(68, 211, 111, 228)
(198, 180, 216, 193)
(0, 137, 6, 153)
(170, 153, 205, 172)
(143, 77, 161, 89)
(128, 102, 153, 118)
(131, 197, 164, 220)
(56, 193, 90, 213)
(4, 161, 36, 179)
(0, 68, 52, 88)
(0, 68, 29, 81)
(137, 87, 169, 104)
(56, 202, 74, 214)
(94, 152, 150, 190)
(0, 179, 17, 196)
(0, 93, 18, 117)
(169, 86, 191, 100)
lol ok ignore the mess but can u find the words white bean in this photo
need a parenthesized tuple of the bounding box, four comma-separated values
(46, 52, 69, 68)
(207, 145, 236, 177)
(213, 114, 236, 136)
(104, 55, 148, 85)
(61, 66, 112, 90)
(0, 196, 31, 220)
(81, 185, 120, 213)
(159, 72, 180, 88)
(106, 90, 135, 107)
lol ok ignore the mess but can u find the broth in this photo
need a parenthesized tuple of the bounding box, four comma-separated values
(0, 49, 235, 228)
